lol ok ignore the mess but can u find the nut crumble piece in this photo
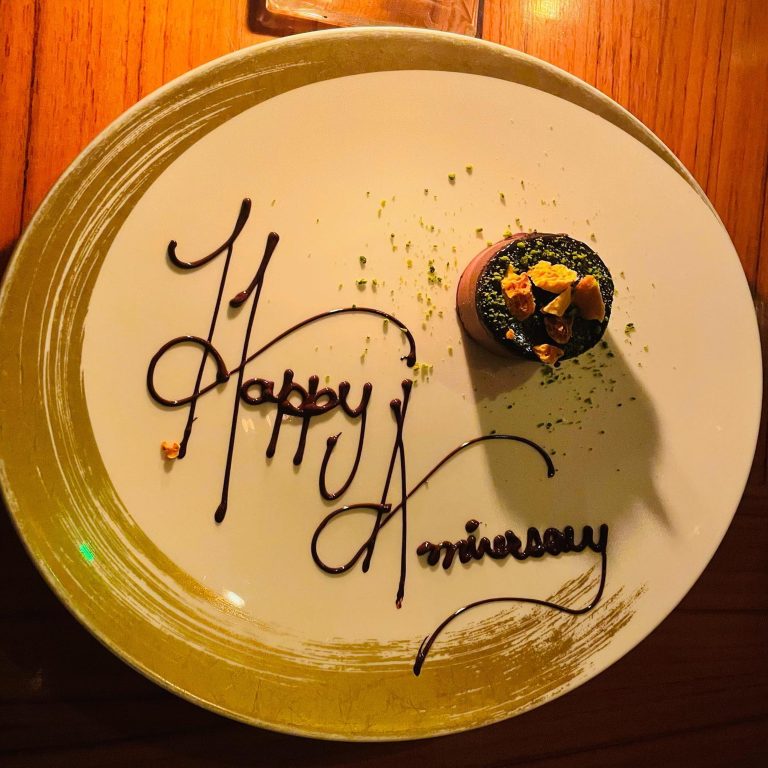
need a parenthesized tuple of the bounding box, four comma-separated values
(500, 270, 536, 320)
(527, 261, 578, 293)
(544, 315, 574, 344)
(541, 285, 572, 317)
(533, 344, 564, 365)
(161, 441, 180, 460)
(572, 275, 606, 321)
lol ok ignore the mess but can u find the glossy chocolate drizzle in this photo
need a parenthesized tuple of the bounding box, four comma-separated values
(413, 524, 609, 675)
(166, 198, 252, 460)
(147, 199, 415, 525)
(310, 434, 555, 614)
(318, 381, 372, 501)
(148, 199, 608, 676)
(417, 520, 605, 568)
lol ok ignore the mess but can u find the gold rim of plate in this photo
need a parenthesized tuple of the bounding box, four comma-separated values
(0, 28, 711, 740)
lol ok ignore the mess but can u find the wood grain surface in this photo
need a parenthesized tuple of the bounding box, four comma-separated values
(1, 1, 766, 765)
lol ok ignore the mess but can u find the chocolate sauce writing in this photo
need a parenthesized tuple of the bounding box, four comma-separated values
(147, 199, 609, 675)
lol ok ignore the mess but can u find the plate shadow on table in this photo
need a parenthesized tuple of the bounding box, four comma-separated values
(0, 506, 405, 763)
(0, 241, 16, 279)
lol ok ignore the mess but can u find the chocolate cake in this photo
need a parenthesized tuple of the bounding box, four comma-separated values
(456, 233, 613, 364)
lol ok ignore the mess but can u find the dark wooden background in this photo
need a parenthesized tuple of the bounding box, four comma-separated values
(1, 1, 766, 765)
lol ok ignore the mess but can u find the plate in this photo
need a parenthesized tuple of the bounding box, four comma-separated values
(0, 28, 761, 740)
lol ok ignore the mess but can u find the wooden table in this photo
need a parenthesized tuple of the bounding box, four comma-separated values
(1, 1, 766, 764)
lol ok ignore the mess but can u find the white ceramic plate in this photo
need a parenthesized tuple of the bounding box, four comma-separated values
(0, 28, 761, 740)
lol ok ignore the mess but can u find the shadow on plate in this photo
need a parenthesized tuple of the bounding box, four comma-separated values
(461, 323, 669, 532)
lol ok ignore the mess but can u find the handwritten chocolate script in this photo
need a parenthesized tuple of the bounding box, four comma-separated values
(147, 199, 609, 674)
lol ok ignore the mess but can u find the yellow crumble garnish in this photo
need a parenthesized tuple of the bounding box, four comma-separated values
(572, 275, 605, 321)
(527, 261, 577, 293)
(541, 285, 572, 317)
(161, 440, 180, 460)
(505, 328, 516, 340)
(500, 268, 535, 320)
(532, 344, 564, 365)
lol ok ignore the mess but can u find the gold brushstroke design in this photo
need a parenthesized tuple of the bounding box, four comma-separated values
(0, 28, 679, 739)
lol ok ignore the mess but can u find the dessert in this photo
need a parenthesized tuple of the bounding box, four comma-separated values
(456, 233, 613, 363)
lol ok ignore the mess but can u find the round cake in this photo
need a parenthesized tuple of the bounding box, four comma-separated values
(456, 233, 614, 364)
